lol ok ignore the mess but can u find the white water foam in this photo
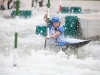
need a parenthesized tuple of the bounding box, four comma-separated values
(0, 11, 100, 75)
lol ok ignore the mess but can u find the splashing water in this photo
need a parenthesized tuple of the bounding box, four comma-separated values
(0, 11, 100, 75)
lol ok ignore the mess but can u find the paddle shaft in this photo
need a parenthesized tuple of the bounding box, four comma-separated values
(44, 40, 46, 49)
(44, 0, 50, 49)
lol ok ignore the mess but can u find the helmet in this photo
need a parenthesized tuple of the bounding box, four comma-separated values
(51, 16, 61, 22)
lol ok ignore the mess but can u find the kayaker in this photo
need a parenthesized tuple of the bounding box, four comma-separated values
(44, 14, 64, 44)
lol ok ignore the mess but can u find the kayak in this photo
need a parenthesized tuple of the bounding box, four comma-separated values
(57, 38, 90, 49)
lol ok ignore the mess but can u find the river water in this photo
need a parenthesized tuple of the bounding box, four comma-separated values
(0, 11, 100, 75)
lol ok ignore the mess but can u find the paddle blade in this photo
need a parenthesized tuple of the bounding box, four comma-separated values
(43, 40, 46, 50)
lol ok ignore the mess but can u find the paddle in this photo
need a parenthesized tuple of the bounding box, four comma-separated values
(44, 40, 46, 50)
(44, 0, 50, 50)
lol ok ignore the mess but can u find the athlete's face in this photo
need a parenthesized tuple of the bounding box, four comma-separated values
(53, 22, 60, 28)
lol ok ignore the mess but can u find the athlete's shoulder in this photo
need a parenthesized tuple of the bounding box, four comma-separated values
(58, 25, 64, 34)
(58, 25, 64, 30)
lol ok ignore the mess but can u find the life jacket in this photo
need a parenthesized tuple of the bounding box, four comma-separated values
(49, 25, 64, 43)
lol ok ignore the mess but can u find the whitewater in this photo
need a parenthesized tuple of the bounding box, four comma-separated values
(0, 11, 100, 75)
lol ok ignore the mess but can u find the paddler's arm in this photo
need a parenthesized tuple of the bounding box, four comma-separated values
(45, 31, 61, 40)
(43, 13, 48, 23)
(43, 9, 51, 23)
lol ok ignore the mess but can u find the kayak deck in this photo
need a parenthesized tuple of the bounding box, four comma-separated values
(57, 39, 90, 50)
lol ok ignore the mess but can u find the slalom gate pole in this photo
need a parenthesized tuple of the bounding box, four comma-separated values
(36, 0, 39, 11)
(44, 0, 50, 49)
(59, 0, 64, 51)
(59, 0, 62, 18)
(14, 0, 19, 66)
